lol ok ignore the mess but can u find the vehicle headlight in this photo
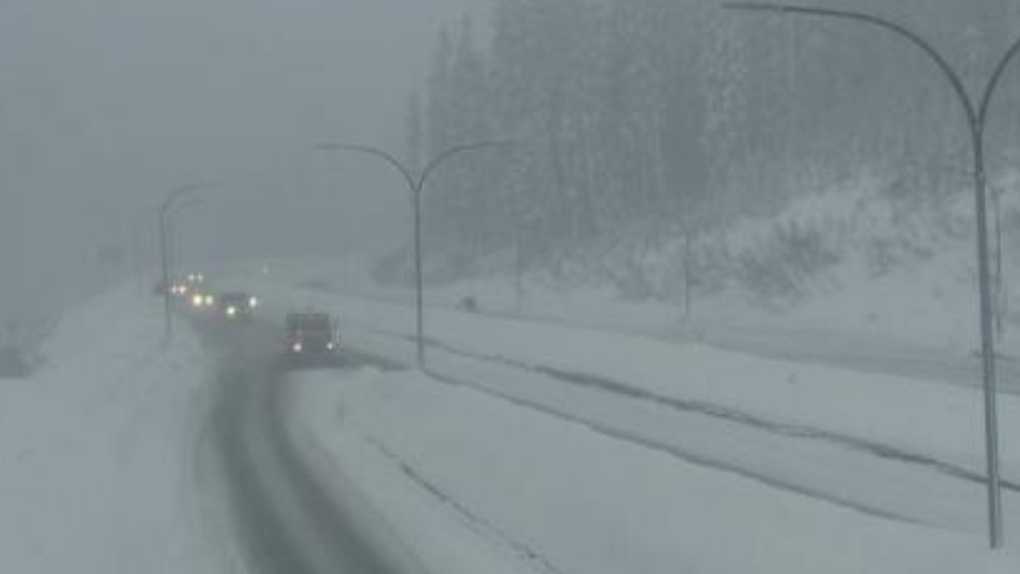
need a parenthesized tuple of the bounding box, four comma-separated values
(226, 306, 237, 316)
(205, 295, 214, 306)
(292, 342, 303, 353)
(327, 341, 335, 351)
(249, 296, 259, 308)
(192, 294, 204, 307)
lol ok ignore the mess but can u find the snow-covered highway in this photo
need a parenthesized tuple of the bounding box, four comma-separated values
(194, 315, 420, 574)
(1, 287, 1015, 573)
(191, 272, 1019, 572)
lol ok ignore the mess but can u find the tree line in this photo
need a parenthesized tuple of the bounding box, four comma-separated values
(405, 0, 1018, 283)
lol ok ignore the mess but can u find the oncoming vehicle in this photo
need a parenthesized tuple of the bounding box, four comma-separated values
(167, 279, 189, 297)
(189, 291, 215, 311)
(218, 292, 259, 320)
(167, 272, 205, 298)
(186, 272, 205, 283)
(284, 311, 341, 365)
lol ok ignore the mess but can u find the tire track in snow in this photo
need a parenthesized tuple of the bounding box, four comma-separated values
(200, 317, 424, 574)
(374, 329, 1019, 495)
(420, 368, 924, 526)
(361, 435, 569, 574)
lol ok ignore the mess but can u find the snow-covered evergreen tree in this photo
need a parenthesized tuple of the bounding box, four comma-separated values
(408, 0, 1020, 292)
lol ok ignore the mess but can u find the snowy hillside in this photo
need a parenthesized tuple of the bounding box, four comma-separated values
(276, 172, 1020, 358)
(650, 171, 1020, 352)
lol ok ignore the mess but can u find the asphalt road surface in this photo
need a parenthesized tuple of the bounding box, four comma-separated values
(194, 315, 416, 574)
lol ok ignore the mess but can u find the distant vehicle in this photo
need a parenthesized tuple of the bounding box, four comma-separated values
(170, 273, 205, 297)
(189, 290, 216, 311)
(218, 292, 258, 320)
(153, 277, 188, 297)
(284, 311, 341, 364)
(158, 273, 199, 298)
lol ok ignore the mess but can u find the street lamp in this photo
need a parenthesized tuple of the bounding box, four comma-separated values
(166, 196, 205, 280)
(316, 140, 514, 369)
(158, 183, 207, 341)
(724, 1, 1020, 548)
(130, 210, 152, 295)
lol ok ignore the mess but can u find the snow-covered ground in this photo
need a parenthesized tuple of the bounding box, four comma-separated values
(290, 367, 1018, 574)
(3, 258, 1013, 573)
(241, 277, 1020, 480)
(153, 161, 1020, 574)
(201, 175, 1020, 571)
(0, 288, 225, 573)
(208, 270, 1020, 571)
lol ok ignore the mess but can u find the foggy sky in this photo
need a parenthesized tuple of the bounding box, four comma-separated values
(0, 0, 487, 319)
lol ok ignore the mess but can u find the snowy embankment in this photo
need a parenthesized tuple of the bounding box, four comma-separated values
(0, 288, 224, 573)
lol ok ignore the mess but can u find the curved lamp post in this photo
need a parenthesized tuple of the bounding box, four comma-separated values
(158, 183, 207, 340)
(724, 1, 1020, 547)
(130, 209, 153, 295)
(316, 140, 514, 369)
(166, 196, 205, 282)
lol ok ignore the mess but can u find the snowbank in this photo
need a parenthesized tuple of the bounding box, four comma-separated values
(0, 288, 224, 573)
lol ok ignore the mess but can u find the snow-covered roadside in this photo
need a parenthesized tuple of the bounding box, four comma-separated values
(290, 367, 1019, 574)
(219, 268, 1020, 562)
(0, 288, 226, 573)
(233, 276, 1020, 483)
(343, 296, 1020, 476)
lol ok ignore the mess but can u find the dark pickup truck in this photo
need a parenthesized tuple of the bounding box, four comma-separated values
(284, 312, 341, 366)
(217, 292, 258, 320)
